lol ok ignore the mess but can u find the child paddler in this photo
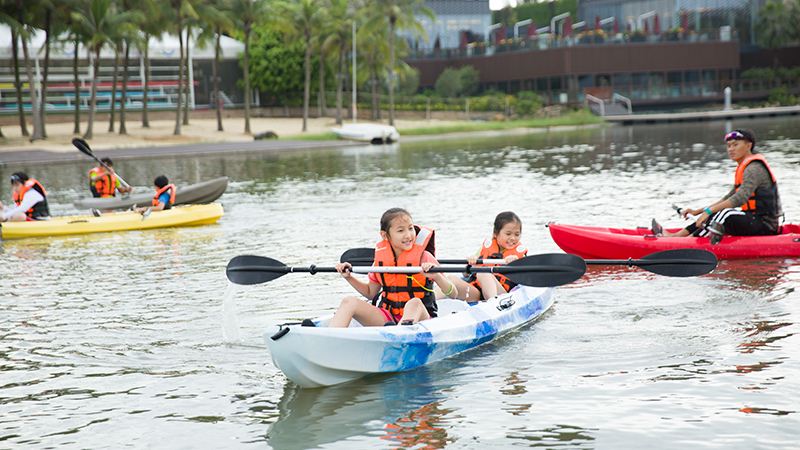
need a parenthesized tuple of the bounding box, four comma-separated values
(324, 208, 457, 328)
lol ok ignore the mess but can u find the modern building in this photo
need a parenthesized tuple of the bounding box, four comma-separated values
(407, 0, 797, 110)
(578, 0, 765, 45)
(410, 0, 493, 51)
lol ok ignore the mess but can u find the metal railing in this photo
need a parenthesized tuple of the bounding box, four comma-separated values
(585, 93, 605, 116)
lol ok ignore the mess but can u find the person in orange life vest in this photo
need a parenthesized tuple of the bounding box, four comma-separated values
(0, 172, 51, 222)
(441, 211, 527, 301)
(134, 175, 175, 214)
(88, 157, 131, 198)
(325, 208, 458, 328)
(655, 129, 783, 239)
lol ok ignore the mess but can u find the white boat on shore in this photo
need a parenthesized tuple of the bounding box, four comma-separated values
(331, 123, 400, 144)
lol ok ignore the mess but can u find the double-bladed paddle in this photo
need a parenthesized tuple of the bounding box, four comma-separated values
(72, 137, 132, 189)
(340, 247, 717, 278)
(226, 253, 587, 287)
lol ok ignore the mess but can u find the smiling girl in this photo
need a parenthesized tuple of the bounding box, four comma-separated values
(446, 211, 527, 301)
(326, 208, 457, 328)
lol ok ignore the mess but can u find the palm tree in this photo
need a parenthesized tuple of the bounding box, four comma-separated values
(108, 41, 121, 132)
(357, 22, 389, 120)
(72, 0, 135, 139)
(117, 0, 144, 135)
(758, 0, 800, 67)
(137, 0, 166, 128)
(322, 0, 351, 125)
(278, 0, 324, 132)
(5, 17, 29, 137)
(367, 0, 432, 125)
(230, 0, 267, 134)
(196, 0, 234, 132)
(16, 0, 44, 141)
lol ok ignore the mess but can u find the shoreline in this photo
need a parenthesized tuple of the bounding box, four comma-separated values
(0, 113, 604, 166)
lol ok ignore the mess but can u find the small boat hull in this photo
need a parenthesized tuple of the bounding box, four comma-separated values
(548, 222, 800, 260)
(74, 177, 228, 211)
(331, 123, 400, 144)
(1, 203, 223, 239)
(266, 285, 554, 388)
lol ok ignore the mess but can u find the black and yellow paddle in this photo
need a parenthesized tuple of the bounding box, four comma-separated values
(226, 253, 587, 287)
(339, 247, 718, 278)
(72, 137, 132, 190)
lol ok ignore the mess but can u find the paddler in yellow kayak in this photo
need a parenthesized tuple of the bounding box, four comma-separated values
(0, 172, 51, 222)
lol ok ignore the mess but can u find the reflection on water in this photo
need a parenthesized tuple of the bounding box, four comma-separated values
(268, 362, 453, 450)
(2, 116, 800, 448)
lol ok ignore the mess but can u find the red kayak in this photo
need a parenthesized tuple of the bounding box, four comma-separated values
(548, 223, 800, 260)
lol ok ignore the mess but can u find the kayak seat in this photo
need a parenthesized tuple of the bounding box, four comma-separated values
(437, 299, 471, 315)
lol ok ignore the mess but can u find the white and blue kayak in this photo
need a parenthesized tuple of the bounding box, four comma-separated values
(266, 285, 555, 388)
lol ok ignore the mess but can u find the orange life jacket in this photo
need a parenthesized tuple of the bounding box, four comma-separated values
(734, 154, 780, 216)
(89, 166, 118, 198)
(12, 178, 50, 219)
(373, 225, 437, 319)
(152, 184, 176, 209)
(471, 237, 528, 293)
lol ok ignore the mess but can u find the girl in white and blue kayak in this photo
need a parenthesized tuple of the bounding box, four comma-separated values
(326, 208, 457, 328)
(444, 211, 528, 301)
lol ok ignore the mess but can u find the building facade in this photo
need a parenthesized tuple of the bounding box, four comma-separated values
(409, 0, 493, 50)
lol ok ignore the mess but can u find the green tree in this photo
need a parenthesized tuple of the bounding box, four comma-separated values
(434, 67, 462, 98)
(71, 0, 136, 139)
(249, 28, 305, 104)
(367, 0, 433, 125)
(277, 0, 324, 132)
(322, 0, 353, 125)
(0, 4, 29, 137)
(758, 0, 800, 63)
(196, 0, 234, 132)
(231, 0, 268, 134)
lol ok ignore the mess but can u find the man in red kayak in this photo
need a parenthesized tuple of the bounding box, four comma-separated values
(654, 129, 783, 242)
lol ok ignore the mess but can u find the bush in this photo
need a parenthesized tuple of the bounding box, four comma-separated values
(434, 68, 463, 98)
(434, 66, 480, 98)
(767, 87, 798, 106)
(514, 91, 542, 116)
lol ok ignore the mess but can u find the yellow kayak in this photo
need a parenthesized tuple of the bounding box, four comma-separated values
(1, 203, 223, 240)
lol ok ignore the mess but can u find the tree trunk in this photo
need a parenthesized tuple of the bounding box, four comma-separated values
(173, 19, 184, 135)
(41, 9, 51, 138)
(73, 38, 80, 134)
(119, 41, 130, 134)
(243, 26, 251, 134)
(213, 30, 223, 132)
(183, 26, 190, 126)
(371, 70, 379, 120)
(142, 35, 150, 128)
(303, 33, 311, 132)
(84, 47, 101, 139)
(317, 57, 326, 117)
(388, 18, 396, 126)
(11, 28, 29, 137)
(20, 26, 43, 141)
(108, 44, 120, 132)
(335, 48, 344, 125)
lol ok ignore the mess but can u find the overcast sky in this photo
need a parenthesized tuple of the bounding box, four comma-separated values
(490, 0, 518, 10)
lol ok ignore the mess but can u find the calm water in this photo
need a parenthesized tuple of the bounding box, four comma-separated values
(1, 117, 799, 448)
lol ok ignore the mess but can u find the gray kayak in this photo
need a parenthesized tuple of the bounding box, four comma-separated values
(73, 177, 229, 210)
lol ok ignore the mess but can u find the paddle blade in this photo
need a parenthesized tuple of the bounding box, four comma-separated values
(72, 137, 93, 157)
(501, 253, 586, 287)
(226, 255, 289, 285)
(639, 249, 717, 277)
(340, 247, 374, 265)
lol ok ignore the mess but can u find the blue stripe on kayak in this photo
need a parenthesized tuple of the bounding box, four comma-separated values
(378, 331, 435, 372)
(377, 291, 548, 372)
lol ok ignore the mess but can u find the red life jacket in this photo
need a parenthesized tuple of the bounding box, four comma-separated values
(152, 184, 176, 209)
(12, 178, 50, 219)
(471, 237, 528, 293)
(373, 225, 437, 319)
(733, 154, 780, 216)
(89, 166, 118, 198)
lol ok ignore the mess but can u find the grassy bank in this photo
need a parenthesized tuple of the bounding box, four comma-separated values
(288, 110, 603, 141)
